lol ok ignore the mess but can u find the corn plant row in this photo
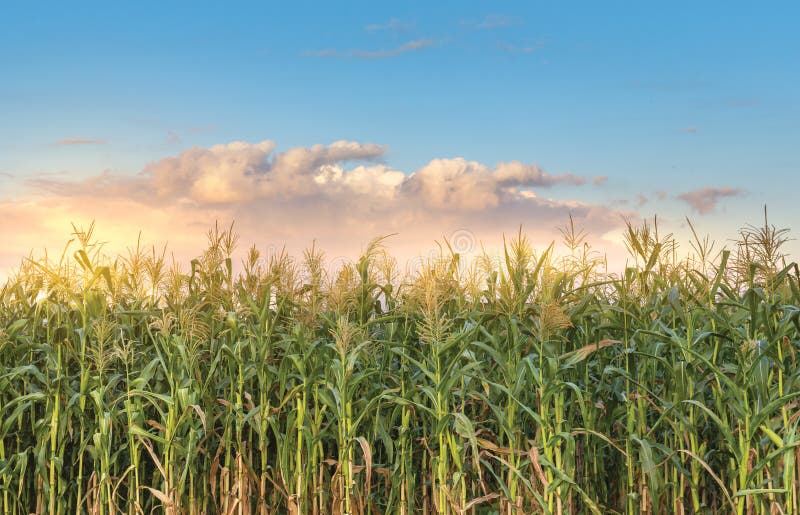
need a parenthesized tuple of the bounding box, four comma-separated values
(1, 217, 799, 514)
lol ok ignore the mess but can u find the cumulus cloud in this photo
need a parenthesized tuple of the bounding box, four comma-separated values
(677, 187, 744, 214)
(401, 159, 592, 211)
(305, 38, 434, 59)
(134, 140, 386, 204)
(404, 159, 498, 210)
(493, 161, 586, 187)
(6, 139, 630, 275)
(40, 142, 589, 212)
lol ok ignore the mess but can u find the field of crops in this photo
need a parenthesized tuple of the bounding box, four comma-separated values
(1, 217, 799, 514)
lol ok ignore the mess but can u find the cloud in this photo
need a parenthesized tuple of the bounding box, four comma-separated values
(677, 187, 745, 214)
(493, 161, 588, 187)
(166, 131, 182, 145)
(8, 139, 630, 276)
(306, 38, 434, 59)
(681, 126, 699, 133)
(137, 140, 387, 204)
(626, 79, 706, 92)
(365, 18, 412, 33)
(54, 138, 107, 146)
(497, 41, 543, 54)
(37, 143, 587, 210)
(187, 125, 215, 133)
(726, 98, 760, 108)
(462, 14, 520, 30)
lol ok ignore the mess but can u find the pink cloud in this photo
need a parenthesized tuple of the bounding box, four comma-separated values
(54, 137, 107, 146)
(677, 187, 744, 214)
(4, 139, 630, 277)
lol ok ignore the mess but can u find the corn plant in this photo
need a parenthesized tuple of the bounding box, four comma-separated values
(1, 215, 799, 514)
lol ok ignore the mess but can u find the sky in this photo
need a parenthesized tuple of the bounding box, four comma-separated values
(1, 1, 799, 276)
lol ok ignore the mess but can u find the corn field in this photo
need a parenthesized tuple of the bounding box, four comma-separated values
(1, 215, 799, 514)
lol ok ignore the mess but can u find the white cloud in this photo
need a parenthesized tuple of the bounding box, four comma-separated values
(365, 18, 412, 33)
(140, 140, 387, 204)
(305, 38, 435, 59)
(6, 139, 629, 275)
(461, 14, 520, 30)
(404, 158, 497, 210)
(497, 42, 543, 54)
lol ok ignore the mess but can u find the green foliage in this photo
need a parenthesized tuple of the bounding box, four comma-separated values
(1, 217, 799, 514)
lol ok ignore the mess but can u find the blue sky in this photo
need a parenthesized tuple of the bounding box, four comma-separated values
(1, 1, 798, 271)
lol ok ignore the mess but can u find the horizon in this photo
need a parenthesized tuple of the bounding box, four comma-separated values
(4, 211, 792, 287)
